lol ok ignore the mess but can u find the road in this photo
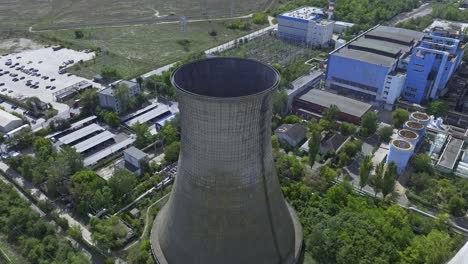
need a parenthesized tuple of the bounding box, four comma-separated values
(388, 3, 433, 25)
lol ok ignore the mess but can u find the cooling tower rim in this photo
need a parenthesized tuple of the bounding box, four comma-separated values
(171, 57, 280, 101)
(398, 129, 419, 140)
(391, 139, 413, 151)
(411, 112, 430, 122)
(405, 121, 425, 130)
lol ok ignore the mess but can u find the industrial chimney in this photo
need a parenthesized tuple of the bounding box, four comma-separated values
(328, 0, 336, 19)
(150, 58, 303, 264)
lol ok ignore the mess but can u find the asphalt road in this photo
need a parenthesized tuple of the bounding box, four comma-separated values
(388, 3, 433, 25)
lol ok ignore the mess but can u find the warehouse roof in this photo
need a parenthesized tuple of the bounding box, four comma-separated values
(437, 136, 464, 170)
(73, 131, 115, 153)
(124, 105, 171, 127)
(331, 25, 424, 66)
(0, 110, 22, 127)
(84, 136, 135, 166)
(59, 123, 104, 145)
(298, 89, 372, 118)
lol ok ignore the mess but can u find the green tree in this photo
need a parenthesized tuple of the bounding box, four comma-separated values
(360, 111, 378, 136)
(164, 141, 181, 163)
(74, 30, 84, 39)
(448, 194, 466, 217)
(6, 127, 35, 150)
(283, 114, 301, 124)
(69, 171, 106, 214)
(308, 129, 321, 167)
(113, 82, 130, 113)
(101, 67, 122, 82)
(108, 169, 137, 199)
(272, 135, 280, 150)
(319, 119, 334, 131)
(158, 124, 179, 145)
(340, 122, 356, 136)
(373, 160, 385, 197)
(378, 126, 394, 142)
(102, 111, 121, 128)
(272, 89, 288, 116)
(399, 230, 454, 264)
(136, 76, 144, 90)
(252, 12, 268, 24)
(132, 122, 153, 148)
(413, 153, 432, 174)
(382, 161, 397, 198)
(80, 89, 99, 116)
(427, 100, 448, 118)
(33, 137, 55, 160)
(392, 108, 410, 128)
(323, 105, 340, 122)
(90, 217, 128, 250)
(275, 155, 304, 180)
(320, 165, 338, 182)
(359, 155, 373, 190)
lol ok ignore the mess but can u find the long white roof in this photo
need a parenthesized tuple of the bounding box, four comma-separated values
(73, 131, 115, 153)
(59, 123, 104, 145)
(0, 109, 21, 126)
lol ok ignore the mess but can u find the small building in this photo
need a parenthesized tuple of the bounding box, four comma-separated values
(333, 21, 355, 34)
(129, 208, 141, 218)
(124, 147, 148, 175)
(98, 80, 141, 113)
(93, 74, 104, 83)
(278, 6, 334, 47)
(293, 89, 372, 124)
(0, 110, 23, 133)
(275, 123, 307, 147)
(300, 131, 348, 155)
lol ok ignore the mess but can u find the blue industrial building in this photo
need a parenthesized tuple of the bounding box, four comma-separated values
(326, 25, 465, 107)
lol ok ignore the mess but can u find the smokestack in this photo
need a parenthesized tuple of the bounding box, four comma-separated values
(150, 58, 303, 264)
(328, 0, 335, 20)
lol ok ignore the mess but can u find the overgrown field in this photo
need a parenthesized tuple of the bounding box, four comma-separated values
(37, 20, 262, 79)
(0, 0, 273, 30)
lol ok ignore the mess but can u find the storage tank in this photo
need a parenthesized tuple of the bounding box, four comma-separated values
(386, 139, 414, 174)
(398, 129, 419, 146)
(151, 58, 302, 264)
(410, 112, 430, 126)
(403, 121, 425, 139)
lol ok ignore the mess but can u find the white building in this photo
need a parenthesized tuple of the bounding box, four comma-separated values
(278, 6, 334, 47)
(0, 110, 23, 133)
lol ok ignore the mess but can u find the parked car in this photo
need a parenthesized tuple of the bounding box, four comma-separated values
(11, 105, 18, 109)
(50, 86, 56, 90)
(50, 78, 56, 82)
(8, 90, 13, 93)
(12, 78, 19, 82)
(0, 83, 4, 86)
(1, 88, 7, 92)
(19, 76, 25, 80)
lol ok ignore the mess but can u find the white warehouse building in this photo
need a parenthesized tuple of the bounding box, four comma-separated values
(278, 6, 334, 47)
(0, 110, 23, 133)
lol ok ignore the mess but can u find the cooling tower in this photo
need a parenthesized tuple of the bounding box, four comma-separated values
(403, 121, 425, 139)
(398, 129, 419, 147)
(410, 112, 430, 126)
(150, 58, 303, 264)
(386, 139, 414, 174)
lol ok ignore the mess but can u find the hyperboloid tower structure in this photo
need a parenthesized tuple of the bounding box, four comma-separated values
(150, 57, 303, 264)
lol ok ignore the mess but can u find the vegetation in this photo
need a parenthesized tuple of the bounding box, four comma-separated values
(164, 141, 181, 164)
(308, 130, 321, 167)
(0, 181, 90, 264)
(378, 126, 394, 143)
(281, 180, 462, 264)
(132, 122, 154, 149)
(427, 100, 449, 118)
(80, 89, 99, 116)
(360, 111, 378, 137)
(108, 169, 138, 199)
(90, 217, 128, 250)
(359, 155, 373, 190)
(413, 153, 432, 174)
(340, 122, 356, 137)
(396, 15, 434, 31)
(392, 108, 410, 128)
(252, 12, 268, 25)
(38, 20, 261, 79)
(275, 155, 305, 180)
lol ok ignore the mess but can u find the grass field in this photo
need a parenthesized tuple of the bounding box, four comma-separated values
(37, 20, 264, 79)
(0, 237, 29, 264)
(0, 0, 273, 30)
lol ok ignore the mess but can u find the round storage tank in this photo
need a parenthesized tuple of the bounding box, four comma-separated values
(403, 121, 425, 139)
(386, 139, 414, 174)
(398, 129, 419, 146)
(410, 112, 430, 126)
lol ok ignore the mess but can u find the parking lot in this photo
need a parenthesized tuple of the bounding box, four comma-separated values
(0, 47, 99, 126)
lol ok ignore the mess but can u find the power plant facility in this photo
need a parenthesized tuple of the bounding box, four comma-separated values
(150, 58, 303, 264)
(326, 25, 465, 107)
(277, 6, 334, 47)
(387, 139, 414, 174)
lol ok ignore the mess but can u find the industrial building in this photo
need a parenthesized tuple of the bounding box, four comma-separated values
(151, 58, 302, 264)
(293, 89, 372, 124)
(0, 110, 23, 133)
(123, 147, 148, 175)
(98, 80, 141, 113)
(326, 25, 465, 106)
(277, 6, 334, 47)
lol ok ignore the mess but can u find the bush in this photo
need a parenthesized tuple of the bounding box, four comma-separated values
(208, 30, 217, 36)
(252, 12, 268, 24)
